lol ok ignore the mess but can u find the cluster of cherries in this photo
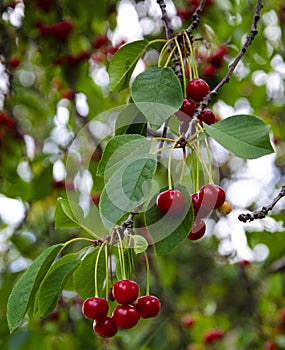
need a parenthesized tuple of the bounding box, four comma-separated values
(176, 77, 217, 133)
(156, 183, 227, 241)
(82, 280, 160, 338)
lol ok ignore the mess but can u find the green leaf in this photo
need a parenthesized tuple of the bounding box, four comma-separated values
(131, 67, 183, 129)
(245, 230, 285, 266)
(7, 244, 63, 333)
(97, 135, 154, 180)
(204, 115, 274, 159)
(145, 185, 194, 255)
(36, 254, 80, 317)
(55, 198, 84, 229)
(109, 40, 149, 92)
(100, 155, 157, 230)
(115, 104, 147, 136)
(74, 248, 106, 300)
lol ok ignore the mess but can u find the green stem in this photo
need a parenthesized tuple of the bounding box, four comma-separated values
(149, 39, 167, 45)
(163, 46, 176, 67)
(204, 137, 214, 184)
(144, 251, 150, 296)
(174, 37, 187, 97)
(117, 232, 126, 280)
(150, 145, 173, 155)
(94, 242, 106, 298)
(179, 147, 187, 184)
(185, 33, 199, 78)
(104, 244, 109, 300)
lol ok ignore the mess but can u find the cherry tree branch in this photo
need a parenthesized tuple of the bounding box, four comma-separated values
(184, 0, 263, 140)
(238, 185, 285, 223)
(186, 0, 207, 37)
(156, 0, 182, 80)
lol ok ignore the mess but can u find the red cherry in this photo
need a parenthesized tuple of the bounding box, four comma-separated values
(280, 308, 285, 323)
(264, 341, 276, 350)
(62, 88, 75, 100)
(136, 295, 161, 318)
(8, 56, 21, 69)
(181, 314, 195, 327)
(113, 280, 139, 305)
(176, 98, 196, 121)
(93, 35, 108, 49)
(186, 78, 210, 103)
(191, 193, 211, 219)
(204, 328, 224, 344)
(187, 219, 206, 241)
(82, 297, 109, 320)
(112, 304, 140, 329)
(211, 45, 228, 68)
(202, 64, 216, 78)
(36, 0, 53, 12)
(199, 109, 216, 125)
(93, 316, 118, 338)
(51, 20, 73, 41)
(156, 189, 184, 215)
(199, 184, 226, 210)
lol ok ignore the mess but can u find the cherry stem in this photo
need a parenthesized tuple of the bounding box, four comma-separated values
(168, 136, 183, 190)
(117, 231, 126, 280)
(179, 147, 187, 184)
(144, 251, 150, 296)
(109, 244, 113, 287)
(184, 32, 198, 79)
(204, 137, 214, 184)
(104, 244, 109, 300)
(94, 242, 106, 298)
(61, 237, 98, 254)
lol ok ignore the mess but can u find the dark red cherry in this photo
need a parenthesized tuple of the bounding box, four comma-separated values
(112, 304, 140, 329)
(93, 316, 118, 338)
(199, 184, 226, 210)
(178, 98, 196, 119)
(186, 78, 210, 103)
(113, 280, 139, 305)
(191, 193, 211, 219)
(187, 219, 206, 240)
(136, 295, 161, 318)
(204, 328, 224, 343)
(156, 189, 184, 215)
(82, 297, 109, 320)
(199, 109, 216, 125)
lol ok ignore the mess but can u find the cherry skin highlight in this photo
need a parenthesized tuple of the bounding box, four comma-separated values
(136, 295, 161, 318)
(156, 189, 184, 215)
(112, 280, 139, 305)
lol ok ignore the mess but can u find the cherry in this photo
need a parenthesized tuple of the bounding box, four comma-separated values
(113, 280, 139, 305)
(204, 328, 224, 344)
(93, 316, 118, 338)
(36, 0, 53, 12)
(62, 88, 75, 100)
(187, 219, 206, 241)
(51, 20, 73, 41)
(82, 297, 109, 320)
(93, 35, 108, 49)
(181, 314, 195, 327)
(199, 109, 216, 125)
(8, 56, 21, 69)
(136, 295, 161, 318)
(202, 64, 216, 78)
(199, 184, 225, 210)
(191, 193, 211, 219)
(112, 304, 140, 329)
(186, 78, 210, 103)
(264, 341, 277, 350)
(176, 98, 196, 122)
(156, 189, 184, 215)
(211, 45, 228, 68)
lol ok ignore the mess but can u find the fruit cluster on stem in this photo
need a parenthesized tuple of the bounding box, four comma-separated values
(82, 279, 160, 338)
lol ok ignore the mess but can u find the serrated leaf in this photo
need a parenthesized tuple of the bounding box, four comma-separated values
(36, 254, 80, 317)
(131, 67, 183, 129)
(145, 184, 193, 255)
(74, 248, 106, 300)
(109, 40, 149, 91)
(97, 134, 153, 180)
(7, 244, 63, 333)
(100, 155, 157, 230)
(204, 115, 274, 159)
(55, 198, 84, 229)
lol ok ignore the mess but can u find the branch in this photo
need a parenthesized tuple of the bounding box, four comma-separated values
(238, 185, 285, 223)
(156, 0, 182, 80)
(184, 0, 263, 140)
(186, 0, 207, 37)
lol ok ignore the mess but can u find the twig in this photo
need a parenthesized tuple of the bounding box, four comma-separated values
(238, 185, 285, 223)
(186, 0, 207, 37)
(184, 0, 263, 140)
(156, 0, 182, 80)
